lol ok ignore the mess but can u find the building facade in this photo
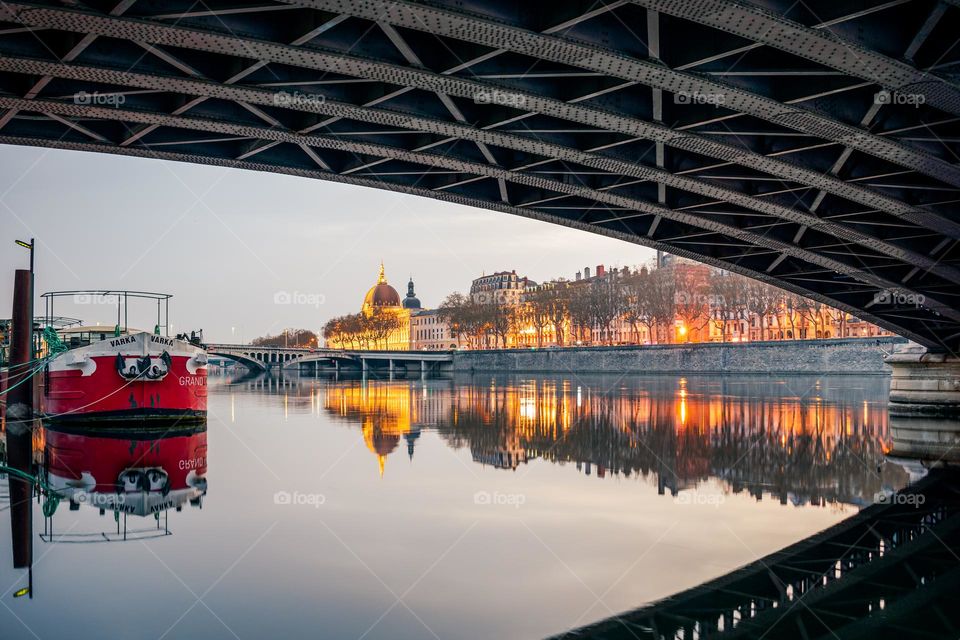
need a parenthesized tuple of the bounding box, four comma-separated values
(323, 264, 462, 351)
(324, 259, 891, 352)
(470, 270, 534, 305)
(409, 309, 458, 350)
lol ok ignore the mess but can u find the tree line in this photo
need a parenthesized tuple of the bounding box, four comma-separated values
(251, 329, 317, 347)
(436, 265, 859, 348)
(322, 310, 404, 350)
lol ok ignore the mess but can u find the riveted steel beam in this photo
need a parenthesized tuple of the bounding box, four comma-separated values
(0, 7, 954, 239)
(3, 94, 956, 328)
(0, 57, 951, 282)
(270, 0, 960, 187)
(627, 0, 960, 116)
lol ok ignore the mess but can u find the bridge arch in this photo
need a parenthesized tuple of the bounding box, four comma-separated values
(0, 0, 957, 351)
(206, 350, 268, 373)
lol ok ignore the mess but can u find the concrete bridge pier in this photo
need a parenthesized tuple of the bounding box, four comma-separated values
(885, 343, 960, 464)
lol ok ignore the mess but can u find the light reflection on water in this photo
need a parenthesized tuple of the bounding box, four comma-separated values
(1, 373, 908, 640)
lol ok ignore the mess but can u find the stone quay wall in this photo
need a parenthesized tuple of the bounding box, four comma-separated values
(451, 337, 909, 375)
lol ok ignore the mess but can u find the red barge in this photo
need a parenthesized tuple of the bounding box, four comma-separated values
(39, 291, 207, 423)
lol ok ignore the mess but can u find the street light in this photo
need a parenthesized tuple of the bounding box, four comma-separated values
(14, 238, 33, 272)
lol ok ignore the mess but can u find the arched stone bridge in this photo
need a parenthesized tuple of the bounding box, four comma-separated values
(205, 343, 452, 373)
(0, 0, 959, 351)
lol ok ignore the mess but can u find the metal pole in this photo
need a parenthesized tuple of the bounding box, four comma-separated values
(7, 269, 34, 569)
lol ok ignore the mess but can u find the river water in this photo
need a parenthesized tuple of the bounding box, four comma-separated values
(1, 372, 910, 639)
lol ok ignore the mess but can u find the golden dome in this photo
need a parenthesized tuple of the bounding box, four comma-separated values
(362, 263, 401, 310)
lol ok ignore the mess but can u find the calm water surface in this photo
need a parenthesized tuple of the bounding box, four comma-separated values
(1, 373, 910, 639)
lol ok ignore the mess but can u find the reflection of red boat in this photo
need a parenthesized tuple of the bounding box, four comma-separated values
(39, 291, 207, 422)
(44, 425, 208, 516)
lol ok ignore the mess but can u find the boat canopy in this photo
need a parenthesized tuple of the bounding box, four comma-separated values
(41, 290, 173, 338)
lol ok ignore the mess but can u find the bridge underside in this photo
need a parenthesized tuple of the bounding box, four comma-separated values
(208, 352, 268, 372)
(1, 0, 959, 350)
(551, 468, 960, 640)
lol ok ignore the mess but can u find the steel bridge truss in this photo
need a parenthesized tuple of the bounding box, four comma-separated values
(550, 469, 960, 640)
(0, 0, 959, 350)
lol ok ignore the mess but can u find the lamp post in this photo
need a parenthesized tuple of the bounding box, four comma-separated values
(15, 238, 33, 273)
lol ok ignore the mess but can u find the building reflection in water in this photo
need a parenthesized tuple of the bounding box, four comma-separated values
(234, 373, 908, 506)
(324, 383, 433, 476)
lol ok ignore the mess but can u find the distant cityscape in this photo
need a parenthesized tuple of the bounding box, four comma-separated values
(318, 255, 891, 351)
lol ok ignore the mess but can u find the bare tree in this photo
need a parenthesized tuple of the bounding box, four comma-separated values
(344, 314, 363, 349)
(744, 279, 782, 341)
(784, 294, 807, 339)
(671, 266, 710, 342)
(366, 309, 402, 349)
(708, 272, 748, 342)
(521, 289, 553, 347)
(794, 297, 827, 339)
(644, 267, 677, 344)
(487, 303, 513, 348)
(253, 329, 318, 347)
(544, 283, 571, 346)
(621, 268, 649, 344)
(567, 285, 594, 345)
(438, 293, 476, 347)
(588, 275, 624, 345)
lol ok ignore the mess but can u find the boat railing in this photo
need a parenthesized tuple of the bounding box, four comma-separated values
(41, 290, 174, 338)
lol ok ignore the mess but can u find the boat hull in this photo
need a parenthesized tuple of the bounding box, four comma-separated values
(41, 332, 207, 422)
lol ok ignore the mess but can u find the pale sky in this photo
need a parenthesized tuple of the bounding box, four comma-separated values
(0, 144, 655, 342)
